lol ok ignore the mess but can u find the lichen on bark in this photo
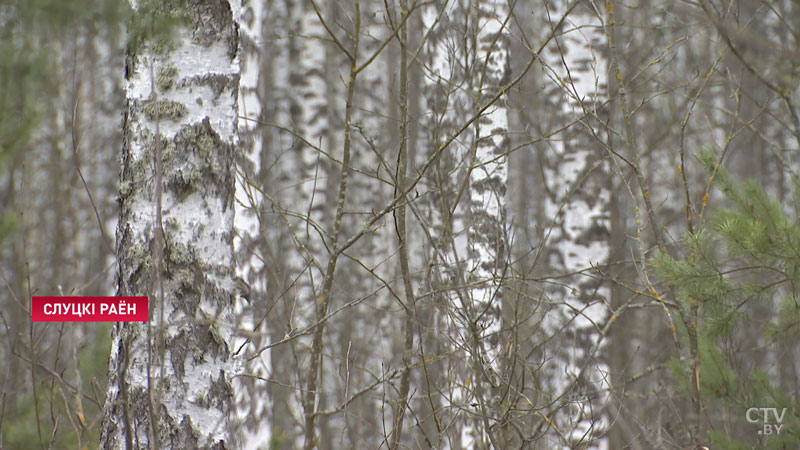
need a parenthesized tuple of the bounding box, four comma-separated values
(100, 1, 241, 448)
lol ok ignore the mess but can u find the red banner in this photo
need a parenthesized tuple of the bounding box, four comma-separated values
(31, 296, 149, 322)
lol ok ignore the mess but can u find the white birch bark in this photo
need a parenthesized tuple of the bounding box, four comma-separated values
(100, 1, 241, 448)
(416, 0, 511, 447)
(285, 0, 335, 444)
(418, 2, 474, 447)
(538, 1, 611, 447)
(232, 0, 271, 447)
(459, 0, 512, 447)
(468, 0, 510, 400)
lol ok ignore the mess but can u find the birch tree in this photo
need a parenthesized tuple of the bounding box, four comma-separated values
(467, 0, 511, 418)
(408, 0, 513, 446)
(266, 0, 337, 445)
(536, 0, 611, 446)
(232, 0, 271, 446)
(233, 0, 331, 445)
(100, 1, 241, 447)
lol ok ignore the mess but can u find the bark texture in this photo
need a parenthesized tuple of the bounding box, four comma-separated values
(537, 1, 611, 447)
(100, 1, 241, 448)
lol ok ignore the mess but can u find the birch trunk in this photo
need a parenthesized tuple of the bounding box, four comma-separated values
(100, 1, 241, 448)
(232, 0, 271, 447)
(418, 2, 474, 447)
(537, 1, 611, 447)
(416, 0, 511, 446)
(468, 0, 511, 414)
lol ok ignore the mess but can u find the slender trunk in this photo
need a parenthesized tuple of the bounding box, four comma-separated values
(463, 1, 511, 446)
(537, 1, 612, 446)
(390, 2, 414, 448)
(302, 3, 360, 446)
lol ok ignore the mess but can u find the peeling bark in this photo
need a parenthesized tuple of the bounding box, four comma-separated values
(101, 1, 241, 448)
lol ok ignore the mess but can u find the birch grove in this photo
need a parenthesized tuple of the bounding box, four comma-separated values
(4, 0, 800, 448)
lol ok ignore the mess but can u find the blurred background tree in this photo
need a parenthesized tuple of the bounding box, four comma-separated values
(1, 1, 125, 448)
